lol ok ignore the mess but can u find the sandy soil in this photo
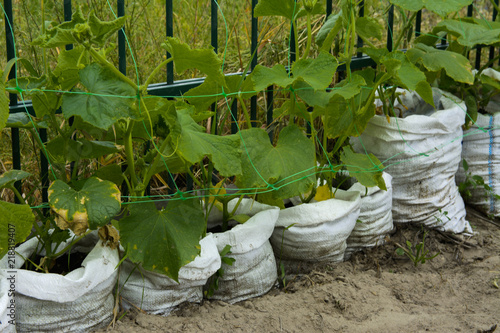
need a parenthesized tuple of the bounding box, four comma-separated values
(96, 207, 500, 333)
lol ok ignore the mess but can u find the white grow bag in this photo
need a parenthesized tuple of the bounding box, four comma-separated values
(351, 88, 472, 234)
(0, 232, 118, 333)
(119, 234, 220, 316)
(344, 172, 393, 259)
(270, 190, 361, 263)
(206, 199, 279, 304)
(456, 68, 500, 217)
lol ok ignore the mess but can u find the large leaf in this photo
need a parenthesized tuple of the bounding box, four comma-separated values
(53, 45, 89, 90)
(291, 52, 338, 90)
(31, 91, 61, 118)
(254, 0, 297, 20)
(118, 199, 205, 282)
(46, 136, 120, 163)
(389, 0, 472, 17)
(32, 6, 125, 47)
(316, 10, 343, 49)
(323, 93, 376, 139)
(433, 19, 500, 48)
(48, 177, 121, 235)
(407, 44, 474, 84)
(162, 37, 224, 85)
(0, 69, 8, 131)
(32, 6, 86, 47)
(61, 63, 138, 130)
(381, 51, 434, 106)
(94, 165, 124, 187)
(356, 17, 383, 41)
(134, 96, 178, 140)
(183, 75, 243, 112)
(250, 64, 294, 92)
(0, 202, 34, 259)
(5, 113, 48, 129)
(175, 110, 241, 177)
(88, 11, 126, 46)
(0, 170, 31, 190)
(340, 146, 386, 190)
(236, 125, 316, 199)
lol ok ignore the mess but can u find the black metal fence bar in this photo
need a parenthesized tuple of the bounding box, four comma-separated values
(4, 0, 21, 203)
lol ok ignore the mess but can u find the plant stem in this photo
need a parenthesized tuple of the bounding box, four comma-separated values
(301, 13, 312, 60)
(393, 11, 418, 51)
(237, 95, 253, 129)
(10, 185, 26, 204)
(222, 200, 229, 232)
(292, 20, 299, 63)
(141, 57, 174, 91)
(490, 0, 500, 15)
(51, 229, 92, 258)
(124, 121, 137, 194)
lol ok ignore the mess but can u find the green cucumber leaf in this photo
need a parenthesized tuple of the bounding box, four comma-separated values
(381, 51, 434, 106)
(291, 52, 338, 90)
(340, 146, 386, 190)
(294, 81, 331, 108)
(46, 136, 120, 163)
(31, 6, 86, 47)
(433, 19, 500, 48)
(5, 113, 47, 129)
(0, 170, 31, 190)
(48, 177, 121, 235)
(356, 17, 383, 41)
(389, 0, 472, 17)
(31, 91, 61, 118)
(175, 109, 241, 177)
(236, 125, 316, 199)
(316, 11, 343, 50)
(94, 164, 124, 187)
(332, 74, 367, 100)
(359, 47, 389, 64)
(323, 94, 376, 139)
(273, 99, 309, 120)
(118, 199, 205, 282)
(53, 45, 89, 90)
(250, 64, 294, 92)
(0, 201, 34, 259)
(162, 37, 224, 85)
(32, 6, 125, 47)
(61, 63, 138, 130)
(254, 0, 297, 20)
(183, 75, 242, 111)
(407, 44, 473, 84)
(296, 1, 324, 18)
(88, 11, 126, 46)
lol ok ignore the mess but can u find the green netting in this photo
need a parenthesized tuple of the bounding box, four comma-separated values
(1, 0, 499, 209)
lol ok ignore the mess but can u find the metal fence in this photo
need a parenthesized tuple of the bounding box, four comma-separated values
(2, 0, 499, 202)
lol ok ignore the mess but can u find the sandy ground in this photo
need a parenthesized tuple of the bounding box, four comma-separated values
(96, 207, 500, 333)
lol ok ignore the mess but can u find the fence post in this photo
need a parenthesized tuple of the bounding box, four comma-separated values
(4, 0, 22, 203)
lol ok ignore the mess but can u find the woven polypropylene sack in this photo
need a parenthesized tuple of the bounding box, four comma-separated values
(0, 232, 118, 333)
(206, 199, 279, 304)
(456, 109, 500, 217)
(119, 234, 221, 316)
(344, 172, 393, 259)
(270, 190, 361, 263)
(351, 88, 472, 234)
